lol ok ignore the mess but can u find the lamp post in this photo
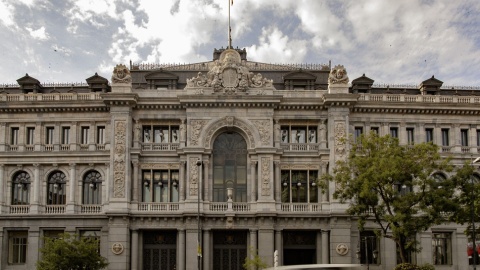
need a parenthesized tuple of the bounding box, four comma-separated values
(471, 156, 480, 269)
(356, 236, 378, 270)
(196, 159, 202, 270)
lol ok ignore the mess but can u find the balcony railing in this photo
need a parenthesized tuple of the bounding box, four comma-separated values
(7, 145, 18, 151)
(209, 203, 228, 211)
(280, 143, 319, 151)
(45, 205, 65, 214)
(137, 203, 180, 211)
(81, 204, 102, 214)
(2, 93, 102, 102)
(359, 93, 480, 104)
(10, 205, 29, 214)
(441, 146, 452, 153)
(281, 203, 322, 212)
(141, 143, 180, 151)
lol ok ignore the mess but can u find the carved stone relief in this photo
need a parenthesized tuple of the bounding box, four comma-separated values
(111, 64, 132, 84)
(261, 157, 271, 196)
(203, 116, 255, 148)
(189, 157, 199, 196)
(113, 121, 126, 198)
(334, 122, 346, 160)
(252, 120, 271, 146)
(328, 65, 349, 85)
(319, 119, 327, 142)
(190, 120, 209, 146)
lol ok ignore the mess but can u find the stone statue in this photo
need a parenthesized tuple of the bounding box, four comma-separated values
(328, 65, 349, 85)
(111, 64, 132, 84)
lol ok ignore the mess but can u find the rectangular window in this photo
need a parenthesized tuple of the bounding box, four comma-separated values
(371, 127, 379, 134)
(97, 126, 105, 144)
(142, 169, 179, 202)
(461, 129, 469, 147)
(360, 231, 380, 265)
(390, 127, 398, 138)
(26, 127, 35, 145)
(281, 170, 317, 203)
(426, 128, 434, 143)
(432, 232, 452, 265)
(407, 128, 414, 144)
(61, 127, 70, 145)
(44, 230, 64, 240)
(11, 127, 19, 145)
(477, 130, 480, 147)
(8, 231, 27, 264)
(46, 127, 54, 145)
(80, 230, 101, 253)
(354, 127, 363, 142)
(81, 127, 89, 144)
(441, 129, 449, 146)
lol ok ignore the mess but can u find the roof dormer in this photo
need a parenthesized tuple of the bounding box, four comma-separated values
(16, 73, 42, 93)
(419, 75, 443, 95)
(351, 74, 374, 93)
(283, 69, 317, 90)
(144, 70, 179, 90)
(86, 73, 110, 92)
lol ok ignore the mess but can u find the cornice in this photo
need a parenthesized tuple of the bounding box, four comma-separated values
(351, 107, 480, 115)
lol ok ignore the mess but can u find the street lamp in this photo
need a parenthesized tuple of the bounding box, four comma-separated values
(196, 159, 202, 270)
(356, 236, 378, 270)
(471, 156, 480, 269)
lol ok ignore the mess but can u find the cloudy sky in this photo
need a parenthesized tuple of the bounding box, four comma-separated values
(0, 0, 479, 86)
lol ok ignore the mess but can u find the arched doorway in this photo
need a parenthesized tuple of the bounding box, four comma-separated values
(212, 132, 247, 202)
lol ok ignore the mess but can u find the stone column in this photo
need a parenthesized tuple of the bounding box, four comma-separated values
(0, 123, 6, 151)
(131, 230, 139, 270)
(250, 160, 257, 202)
(203, 229, 210, 270)
(18, 123, 25, 151)
(258, 229, 274, 267)
(132, 161, 139, 203)
(319, 119, 327, 149)
(453, 124, 461, 152)
(322, 230, 329, 264)
(381, 122, 389, 137)
(89, 121, 96, 150)
(67, 163, 76, 214)
(178, 229, 186, 270)
(399, 122, 406, 145)
(250, 229, 257, 260)
(274, 161, 281, 202)
(32, 164, 40, 214)
(186, 229, 199, 270)
(434, 124, 441, 145)
(274, 119, 280, 148)
(70, 121, 78, 151)
(0, 165, 4, 207)
(53, 122, 60, 151)
(179, 161, 186, 202)
(320, 162, 328, 203)
(203, 158, 209, 202)
(470, 124, 477, 154)
(417, 123, 424, 143)
(275, 230, 282, 266)
(34, 122, 41, 151)
(26, 229, 40, 269)
(104, 163, 110, 204)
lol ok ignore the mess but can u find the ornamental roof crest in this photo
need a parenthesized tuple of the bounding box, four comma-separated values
(186, 49, 274, 95)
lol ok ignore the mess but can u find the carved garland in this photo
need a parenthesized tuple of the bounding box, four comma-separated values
(261, 157, 271, 196)
(252, 120, 271, 145)
(113, 121, 126, 198)
(334, 122, 346, 160)
(190, 120, 209, 146)
(189, 157, 199, 196)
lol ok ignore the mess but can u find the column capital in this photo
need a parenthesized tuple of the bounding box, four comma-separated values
(32, 163, 40, 168)
(274, 161, 280, 166)
(69, 163, 76, 168)
(251, 160, 257, 166)
(180, 160, 186, 165)
(132, 161, 139, 167)
(105, 163, 110, 168)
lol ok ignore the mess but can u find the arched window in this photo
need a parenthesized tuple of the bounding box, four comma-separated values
(47, 171, 66, 205)
(213, 132, 247, 202)
(83, 170, 102, 205)
(11, 171, 30, 205)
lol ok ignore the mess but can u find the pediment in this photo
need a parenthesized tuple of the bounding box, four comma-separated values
(86, 73, 109, 85)
(420, 76, 443, 88)
(16, 73, 41, 86)
(145, 70, 179, 80)
(283, 70, 317, 80)
(351, 74, 374, 85)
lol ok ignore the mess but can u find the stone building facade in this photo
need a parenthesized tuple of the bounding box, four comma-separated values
(0, 48, 479, 269)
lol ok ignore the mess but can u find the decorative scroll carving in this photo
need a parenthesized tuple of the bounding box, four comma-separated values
(261, 157, 270, 196)
(186, 49, 274, 95)
(190, 120, 208, 146)
(328, 65, 349, 85)
(334, 122, 346, 159)
(112, 64, 132, 84)
(280, 164, 320, 170)
(140, 164, 180, 170)
(253, 120, 271, 145)
(203, 117, 255, 148)
(189, 158, 199, 196)
(113, 121, 126, 198)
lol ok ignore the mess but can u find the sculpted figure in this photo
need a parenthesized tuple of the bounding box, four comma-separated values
(328, 65, 349, 85)
(111, 64, 132, 84)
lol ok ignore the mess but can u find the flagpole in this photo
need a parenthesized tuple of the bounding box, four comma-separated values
(228, 0, 231, 49)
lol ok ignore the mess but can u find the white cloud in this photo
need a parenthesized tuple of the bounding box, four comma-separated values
(0, 1, 16, 27)
(246, 27, 307, 64)
(26, 26, 49, 40)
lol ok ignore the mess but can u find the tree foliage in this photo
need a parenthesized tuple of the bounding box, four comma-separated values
(319, 132, 456, 263)
(37, 232, 108, 270)
(243, 247, 269, 270)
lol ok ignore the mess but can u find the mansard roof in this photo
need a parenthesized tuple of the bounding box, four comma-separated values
(144, 70, 179, 80)
(283, 69, 317, 80)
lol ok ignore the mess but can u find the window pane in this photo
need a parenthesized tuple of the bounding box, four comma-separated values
(461, 129, 469, 147)
(11, 128, 19, 145)
(360, 231, 380, 265)
(9, 231, 27, 264)
(441, 129, 449, 146)
(26, 128, 35, 145)
(355, 127, 363, 142)
(390, 127, 398, 138)
(281, 128, 289, 143)
(407, 128, 414, 144)
(433, 232, 451, 265)
(308, 127, 317, 143)
(97, 127, 105, 144)
(426, 128, 434, 143)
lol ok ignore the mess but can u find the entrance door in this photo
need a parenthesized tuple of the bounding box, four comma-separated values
(283, 231, 317, 265)
(143, 231, 176, 270)
(213, 230, 247, 270)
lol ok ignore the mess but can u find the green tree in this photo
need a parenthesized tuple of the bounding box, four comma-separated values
(243, 247, 269, 270)
(319, 132, 456, 263)
(37, 232, 109, 270)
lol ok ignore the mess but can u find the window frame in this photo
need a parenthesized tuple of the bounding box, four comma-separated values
(82, 170, 102, 205)
(359, 231, 380, 265)
(280, 123, 318, 144)
(10, 127, 19, 145)
(96, 126, 105, 145)
(281, 170, 318, 203)
(45, 127, 54, 145)
(441, 129, 450, 146)
(26, 127, 35, 145)
(61, 126, 70, 145)
(406, 128, 415, 144)
(142, 123, 180, 143)
(461, 129, 469, 147)
(426, 128, 434, 143)
(81, 126, 89, 145)
(47, 171, 67, 205)
(11, 171, 31, 205)
(142, 169, 179, 203)
(8, 231, 28, 265)
(432, 232, 452, 265)
(390, 127, 398, 138)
